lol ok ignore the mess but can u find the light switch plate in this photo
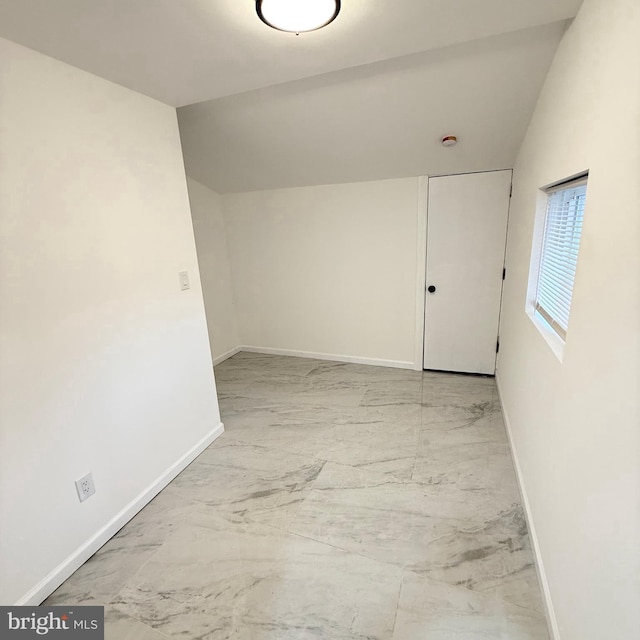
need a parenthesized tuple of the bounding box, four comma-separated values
(178, 270, 190, 291)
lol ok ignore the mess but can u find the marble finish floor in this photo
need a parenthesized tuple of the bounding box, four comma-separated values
(46, 352, 549, 639)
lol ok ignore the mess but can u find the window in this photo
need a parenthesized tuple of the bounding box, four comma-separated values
(529, 174, 588, 350)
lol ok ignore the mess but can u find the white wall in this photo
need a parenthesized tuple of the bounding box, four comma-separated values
(496, 1, 640, 638)
(187, 177, 240, 363)
(0, 38, 222, 605)
(221, 179, 421, 368)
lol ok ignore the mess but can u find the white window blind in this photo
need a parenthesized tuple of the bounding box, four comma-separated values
(535, 177, 587, 339)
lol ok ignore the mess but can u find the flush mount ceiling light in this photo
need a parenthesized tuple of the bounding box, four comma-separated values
(256, 0, 341, 34)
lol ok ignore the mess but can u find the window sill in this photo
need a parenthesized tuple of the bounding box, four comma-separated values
(526, 305, 565, 363)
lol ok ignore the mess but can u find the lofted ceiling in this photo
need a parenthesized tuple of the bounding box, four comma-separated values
(178, 22, 568, 193)
(0, 0, 583, 193)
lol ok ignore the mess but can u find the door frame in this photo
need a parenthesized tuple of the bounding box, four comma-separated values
(412, 176, 429, 371)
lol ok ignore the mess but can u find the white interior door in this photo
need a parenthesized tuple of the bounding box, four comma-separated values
(423, 170, 511, 374)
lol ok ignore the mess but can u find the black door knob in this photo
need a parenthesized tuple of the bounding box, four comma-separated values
(427, 285, 436, 293)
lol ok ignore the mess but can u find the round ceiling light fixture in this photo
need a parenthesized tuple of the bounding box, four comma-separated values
(256, 0, 341, 34)
(441, 135, 458, 147)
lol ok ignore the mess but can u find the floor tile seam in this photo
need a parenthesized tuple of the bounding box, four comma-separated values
(357, 401, 423, 410)
(294, 498, 522, 532)
(219, 378, 368, 391)
(223, 430, 418, 473)
(106, 517, 325, 592)
(207, 433, 337, 470)
(219, 393, 424, 414)
(166, 455, 278, 478)
(408, 452, 420, 483)
(192, 450, 524, 517)
(56, 585, 124, 612)
(201, 434, 326, 458)
(166, 454, 330, 519)
(49, 502, 202, 608)
(278, 526, 482, 590)
(217, 379, 321, 391)
(222, 418, 339, 432)
(158, 513, 363, 565)
(471, 586, 548, 619)
(353, 388, 369, 407)
(307, 380, 420, 391)
(277, 526, 411, 575)
(314, 475, 499, 506)
(225, 420, 422, 438)
(219, 392, 358, 404)
(344, 457, 418, 477)
(115, 496, 201, 537)
(416, 432, 510, 446)
(398, 564, 545, 616)
(222, 432, 333, 465)
(163, 481, 322, 516)
(388, 574, 405, 639)
(414, 436, 511, 447)
(306, 458, 519, 497)
(296, 496, 448, 523)
(45, 592, 108, 608)
(409, 487, 525, 508)
(411, 450, 517, 466)
(216, 433, 420, 484)
(223, 415, 346, 430)
(233, 514, 306, 539)
(284, 456, 329, 501)
(222, 398, 367, 411)
(105, 501, 204, 607)
(419, 410, 491, 423)
(303, 459, 417, 490)
(327, 430, 420, 448)
(108, 605, 173, 639)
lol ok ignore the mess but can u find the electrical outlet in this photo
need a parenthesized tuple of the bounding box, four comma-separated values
(75, 472, 96, 503)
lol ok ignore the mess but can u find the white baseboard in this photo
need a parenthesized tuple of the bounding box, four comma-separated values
(18, 422, 225, 606)
(495, 375, 560, 640)
(239, 345, 415, 370)
(212, 345, 242, 366)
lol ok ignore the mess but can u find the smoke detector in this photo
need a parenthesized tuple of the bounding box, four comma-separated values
(441, 135, 458, 147)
